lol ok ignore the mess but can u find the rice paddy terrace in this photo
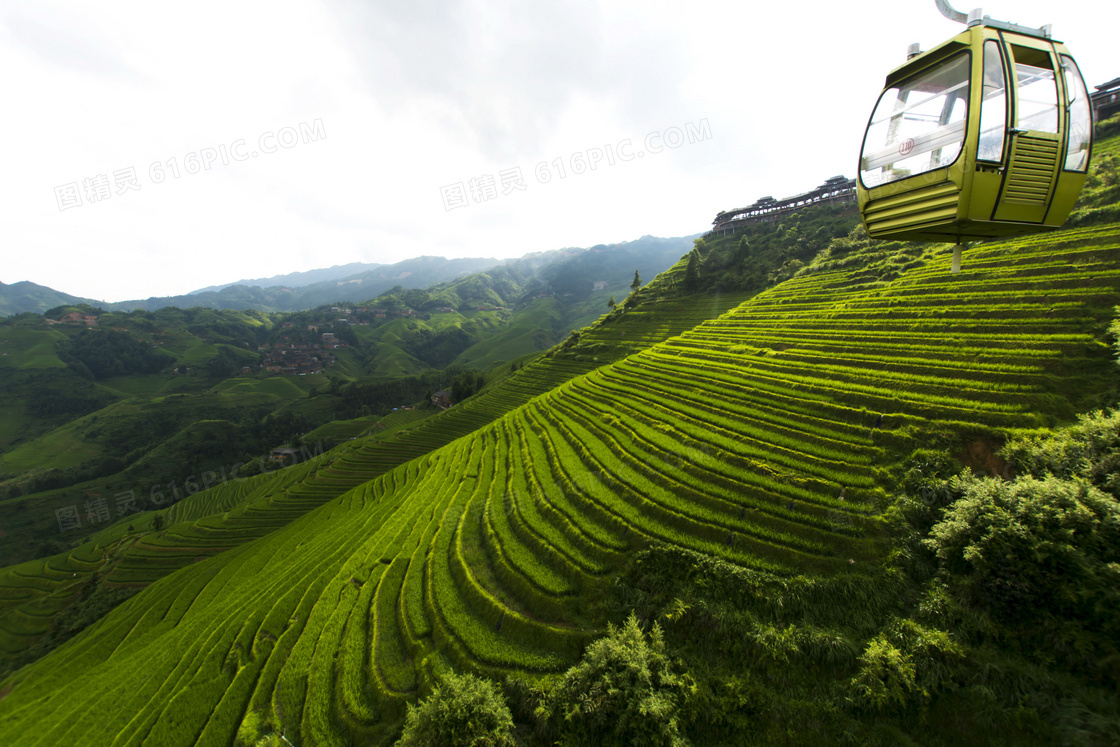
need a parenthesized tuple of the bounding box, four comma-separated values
(0, 220, 1117, 744)
(0, 294, 749, 670)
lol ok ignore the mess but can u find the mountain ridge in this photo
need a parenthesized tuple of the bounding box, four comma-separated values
(0, 234, 701, 317)
(188, 261, 389, 294)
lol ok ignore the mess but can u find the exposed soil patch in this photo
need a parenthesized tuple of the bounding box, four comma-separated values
(962, 439, 1010, 478)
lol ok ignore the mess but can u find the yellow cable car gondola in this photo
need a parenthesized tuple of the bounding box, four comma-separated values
(857, 1, 1093, 270)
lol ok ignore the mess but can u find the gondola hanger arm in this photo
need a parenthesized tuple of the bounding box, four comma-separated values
(933, 0, 1052, 37)
(934, 0, 972, 25)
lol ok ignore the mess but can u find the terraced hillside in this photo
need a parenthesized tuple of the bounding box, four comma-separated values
(0, 209, 1115, 744)
(0, 292, 752, 675)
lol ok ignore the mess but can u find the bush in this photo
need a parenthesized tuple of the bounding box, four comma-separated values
(395, 671, 515, 747)
(451, 370, 485, 403)
(1001, 408, 1120, 497)
(848, 619, 963, 713)
(849, 635, 918, 712)
(1095, 115, 1120, 141)
(924, 472, 1120, 626)
(537, 612, 690, 747)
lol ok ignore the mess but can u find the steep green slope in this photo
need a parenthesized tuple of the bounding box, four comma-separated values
(0, 290, 753, 679)
(0, 229, 772, 567)
(0, 213, 1115, 744)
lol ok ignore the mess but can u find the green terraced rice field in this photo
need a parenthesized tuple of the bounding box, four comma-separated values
(0, 222, 1117, 744)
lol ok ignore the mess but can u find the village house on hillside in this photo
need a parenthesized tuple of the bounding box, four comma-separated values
(431, 390, 452, 409)
(269, 447, 299, 463)
(261, 338, 338, 376)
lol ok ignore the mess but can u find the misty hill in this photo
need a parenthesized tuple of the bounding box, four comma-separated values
(1, 234, 703, 318)
(113, 235, 700, 314)
(188, 262, 387, 294)
(0, 280, 102, 317)
(105, 256, 502, 313)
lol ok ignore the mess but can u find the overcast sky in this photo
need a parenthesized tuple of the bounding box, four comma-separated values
(1, 0, 1113, 302)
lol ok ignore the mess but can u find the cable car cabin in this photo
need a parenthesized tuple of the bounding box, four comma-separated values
(857, 21, 1093, 243)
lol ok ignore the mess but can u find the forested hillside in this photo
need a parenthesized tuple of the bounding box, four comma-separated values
(0, 125, 1117, 746)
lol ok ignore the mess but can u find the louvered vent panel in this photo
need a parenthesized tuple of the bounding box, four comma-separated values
(1003, 137, 1059, 205)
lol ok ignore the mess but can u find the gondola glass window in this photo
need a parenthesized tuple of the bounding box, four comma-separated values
(978, 40, 1007, 162)
(1061, 55, 1092, 171)
(1011, 46, 1058, 134)
(860, 54, 970, 188)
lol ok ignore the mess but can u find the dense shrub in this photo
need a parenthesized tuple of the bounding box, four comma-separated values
(18, 368, 115, 419)
(1112, 310, 1120, 363)
(925, 472, 1120, 627)
(451, 370, 485, 402)
(338, 372, 448, 419)
(928, 408, 1120, 632)
(1096, 115, 1120, 141)
(59, 328, 174, 379)
(848, 619, 963, 713)
(1001, 408, 1120, 497)
(395, 671, 515, 747)
(537, 613, 690, 747)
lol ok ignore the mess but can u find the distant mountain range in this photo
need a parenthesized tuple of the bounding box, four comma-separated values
(0, 235, 699, 317)
(187, 262, 388, 294)
(106, 256, 503, 313)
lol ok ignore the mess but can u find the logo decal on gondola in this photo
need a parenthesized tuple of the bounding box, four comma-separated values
(899, 138, 915, 156)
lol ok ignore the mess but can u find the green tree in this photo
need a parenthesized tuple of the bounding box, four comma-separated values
(538, 613, 689, 746)
(607, 295, 617, 309)
(395, 671, 515, 747)
(736, 236, 751, 261)
(452, 370, 484, 403)
(684, 250, 701, 291)
(631, 270, 642, 291)
(151, 514, 165, 531)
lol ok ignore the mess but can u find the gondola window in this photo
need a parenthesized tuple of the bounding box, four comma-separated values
(860, 54, 971, 188)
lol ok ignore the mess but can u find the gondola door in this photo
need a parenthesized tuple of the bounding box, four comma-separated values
(992, 38, 1062, 224)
